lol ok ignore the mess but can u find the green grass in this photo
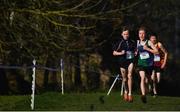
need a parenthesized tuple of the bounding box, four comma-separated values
(0, 92, 180, 111)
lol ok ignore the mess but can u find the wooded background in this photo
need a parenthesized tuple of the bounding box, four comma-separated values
(0, 0, 180, 96)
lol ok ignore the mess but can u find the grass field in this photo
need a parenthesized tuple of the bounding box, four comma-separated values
(0, 92, 180, 111)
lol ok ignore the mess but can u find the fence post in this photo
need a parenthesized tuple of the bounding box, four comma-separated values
(31, 59, 36, 110)
(60, 59, 64, 95)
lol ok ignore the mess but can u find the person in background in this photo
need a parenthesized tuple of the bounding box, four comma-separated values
(113, 26, 136, 102)
(149, 33, 168, 97)
(136, 27, 158, 103)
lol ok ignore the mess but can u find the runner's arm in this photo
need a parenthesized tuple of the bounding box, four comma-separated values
(143, 40, 158, 54)
(112, 39, 125, 56)
(113, 50, 125, 56)
(159, 42, 168, 69)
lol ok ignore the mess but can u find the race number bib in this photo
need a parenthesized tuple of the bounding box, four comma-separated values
(154, 54, 160, 61)
(140, 52, 150, 59)
(126, 51, 134, 59)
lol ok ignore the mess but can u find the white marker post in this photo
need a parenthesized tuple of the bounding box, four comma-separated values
(107, 74, 119, 95)
(60, 59, 64, 95)
(31, 59, 36, 110)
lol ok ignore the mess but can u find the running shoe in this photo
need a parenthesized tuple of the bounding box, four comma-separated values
(141, 95, 147, 103)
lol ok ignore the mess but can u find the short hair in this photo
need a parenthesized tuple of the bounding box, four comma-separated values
(149, 32, 158, 37)
(122, 26, 129, 32)
(139, 26, 146, 32)
(149, 32, 158, 40)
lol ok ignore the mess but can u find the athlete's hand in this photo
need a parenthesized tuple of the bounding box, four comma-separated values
(121, 50, 125, 55)
(134, 50, 138, 56)
(161, 64, 165, 69)
(143, 45, 149, 51)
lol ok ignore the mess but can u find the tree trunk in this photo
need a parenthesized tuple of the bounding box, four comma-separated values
(43, 57, 51, 89)
(64, 54, 73, 91)
(74, 53, 82, 89)
(175, 17, 180, 59)
(0, 68, 9, 94)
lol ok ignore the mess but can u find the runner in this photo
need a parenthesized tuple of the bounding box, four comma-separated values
(149, 33, 168, 97)
(136, 27, 158, 103)
(113, 26, 136, 102)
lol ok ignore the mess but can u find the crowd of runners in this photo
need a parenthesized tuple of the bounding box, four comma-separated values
(113, 26, 168, 103)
